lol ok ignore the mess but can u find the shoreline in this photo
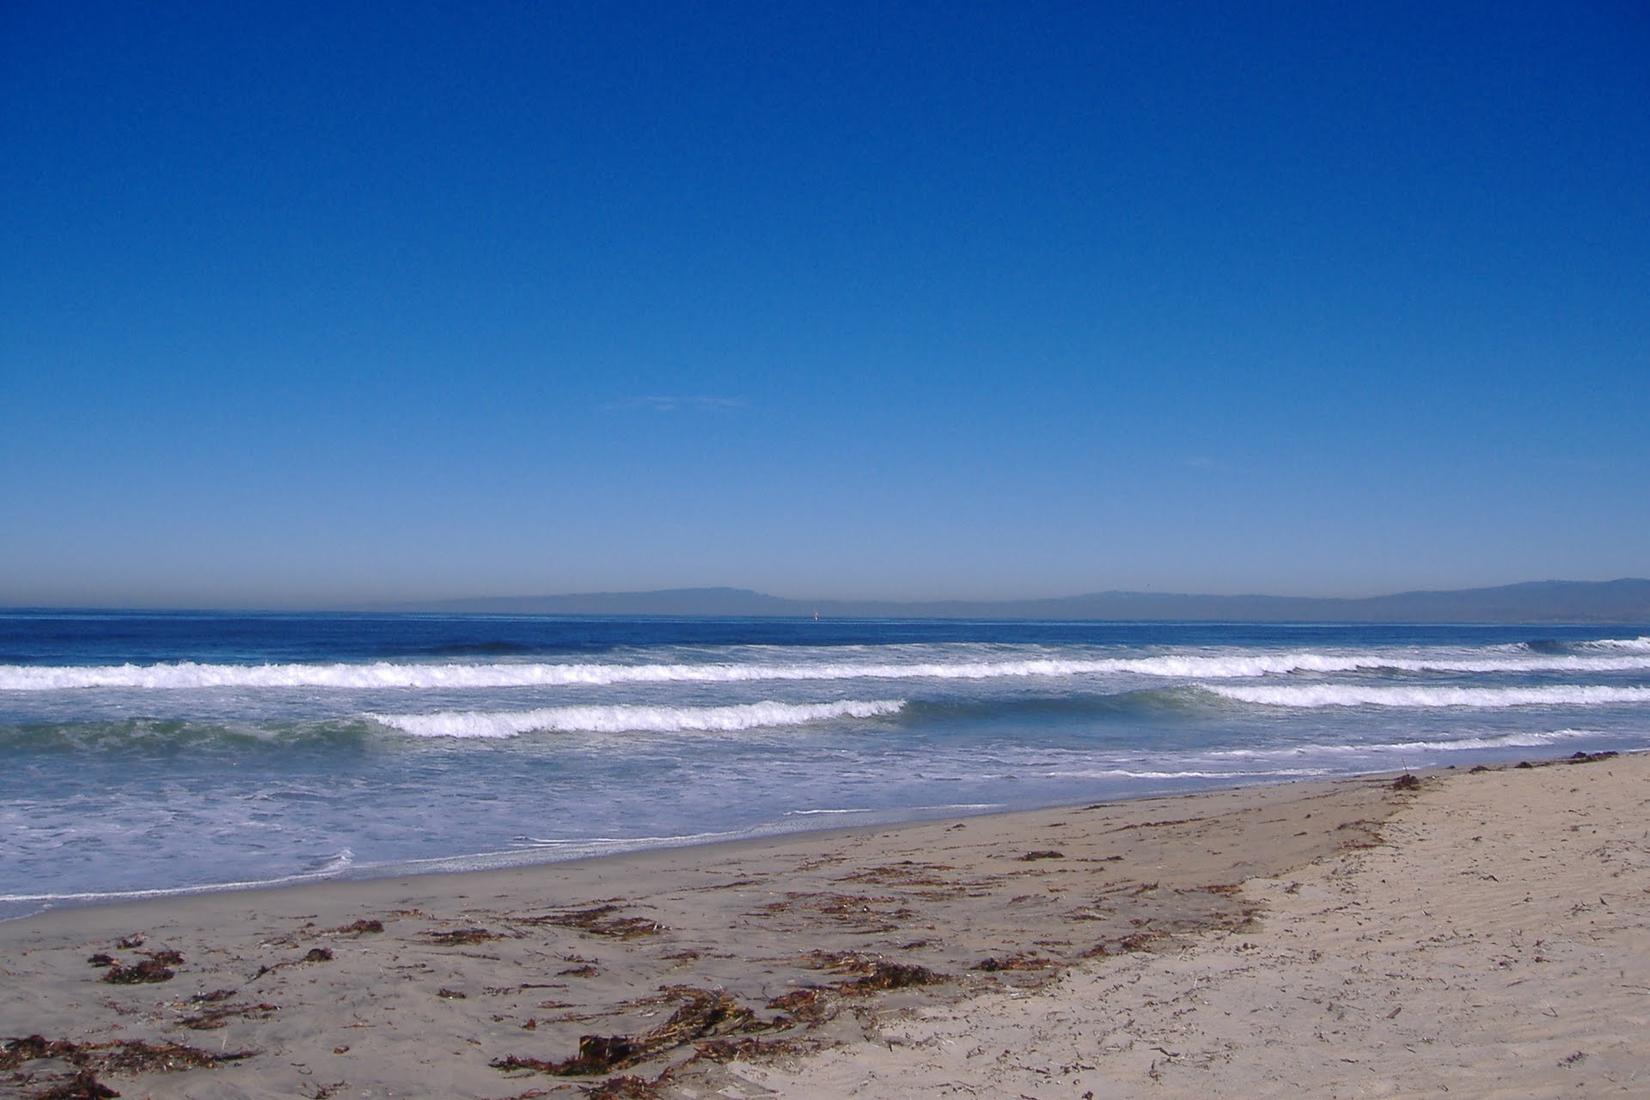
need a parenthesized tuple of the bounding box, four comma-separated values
(1, 751, 1638, 1097)
(1, 763, 1404, 933)
(0, 767, 1363, 926)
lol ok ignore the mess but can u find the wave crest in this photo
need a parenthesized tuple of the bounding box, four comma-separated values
(7, 647, 1650, 691)
(1578, 636, 1650, 653)
(1205, 684, 1650, 709)
(368, 699, 906, 738)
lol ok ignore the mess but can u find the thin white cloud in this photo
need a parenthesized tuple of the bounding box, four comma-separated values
(613, 395, 747, 413)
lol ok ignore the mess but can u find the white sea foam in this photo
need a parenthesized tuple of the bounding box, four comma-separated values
(0, 849, 355, 905)
(785, 807, 876, 816)
(6, 648, 1650, 691)
(1042, 767, 1331, 780)
(368, 698, 905, 738)
(517, 830, 746, 848)
(1205, 728, 1602, 757)
(1205, 684, 1650, 709)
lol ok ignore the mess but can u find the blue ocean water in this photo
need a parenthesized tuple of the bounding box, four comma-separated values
(3, 612, 1648, 920)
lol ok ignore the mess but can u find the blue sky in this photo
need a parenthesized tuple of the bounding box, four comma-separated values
(2, 2, 1647, 607)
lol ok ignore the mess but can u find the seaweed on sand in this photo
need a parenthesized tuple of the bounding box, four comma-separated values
(329, 919, 384, 934)
(424, 928, 500, 946)
(2, 1034, 256, 1083)
(490, 988, 757, 1077)
(691, 1034, 827, 1065)
(765, 987, 831, 1024)
(515, 905, 663, 940)
(973, 953, 1051, 972)
(1084, 930, 1165, 957)
(100, 960, 174, 985)
(32, 1069, 120, 1099)
(82, 1040, 254, 1074)
(796, 952, 945, 995)
(836, 961, 941, 994)
(179, 1002, 279, 1030)
(835, 862, 957, 887)
(248, 945, 334, 983)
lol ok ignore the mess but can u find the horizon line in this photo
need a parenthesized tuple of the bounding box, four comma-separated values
(3, 576, 1648, 619)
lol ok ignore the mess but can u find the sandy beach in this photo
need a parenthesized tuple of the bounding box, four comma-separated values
(2, 751, 1645, 1099)
(8, 2, 1647, 1096)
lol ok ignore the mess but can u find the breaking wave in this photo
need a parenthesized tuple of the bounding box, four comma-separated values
(368, 698, 906, 738)
(1205, 684, 1650, 709)
(7, 647, 1650, 691)
(1578, 636, 1650, 652)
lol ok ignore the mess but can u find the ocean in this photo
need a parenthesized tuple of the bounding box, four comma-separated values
(3, 612, 1648, 921)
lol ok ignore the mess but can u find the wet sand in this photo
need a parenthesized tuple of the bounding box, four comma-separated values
(1, 753, 1639, 1098)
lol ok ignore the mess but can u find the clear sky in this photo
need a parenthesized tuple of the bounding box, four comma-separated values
(3, 2, 1647, 608)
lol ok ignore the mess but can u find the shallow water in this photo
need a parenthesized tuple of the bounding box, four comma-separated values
(3, 612, 1647, 919)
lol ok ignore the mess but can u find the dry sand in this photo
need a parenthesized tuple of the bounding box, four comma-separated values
(732, 752, 1650, 1099)
(2, 752, 1644, 1098)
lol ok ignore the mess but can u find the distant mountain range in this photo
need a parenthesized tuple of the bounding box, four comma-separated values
(403, 578, 1650, 623)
